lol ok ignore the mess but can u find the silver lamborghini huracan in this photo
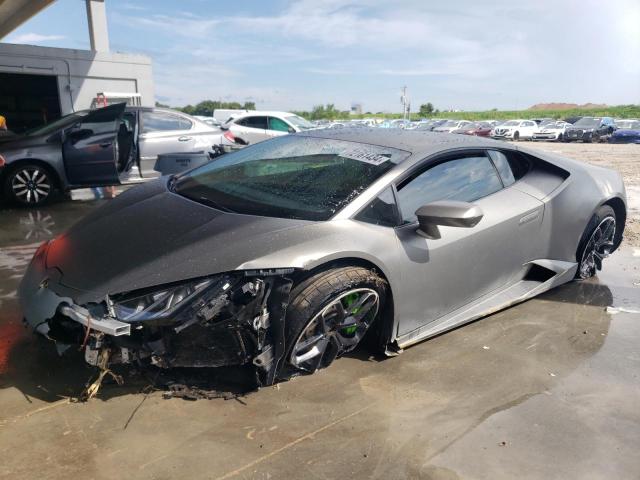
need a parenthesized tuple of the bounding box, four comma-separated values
(19, 129, 626, 386)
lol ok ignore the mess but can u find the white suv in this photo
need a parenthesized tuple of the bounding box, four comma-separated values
(491, 120, 538, 141)
(224, 111, 315, 145)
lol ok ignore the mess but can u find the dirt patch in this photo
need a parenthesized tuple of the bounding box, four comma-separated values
(524, 141, 640, 247)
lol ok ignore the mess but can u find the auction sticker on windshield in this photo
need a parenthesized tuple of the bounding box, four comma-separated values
(340, 149, 391, 166)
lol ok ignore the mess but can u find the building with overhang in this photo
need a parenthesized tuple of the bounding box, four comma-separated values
(0, 0, 154, 132)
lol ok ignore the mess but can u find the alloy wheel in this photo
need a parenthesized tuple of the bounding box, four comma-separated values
(290, 288, 380, 372)
(11, 167, 51, 204)
(578, 216, 616, 279)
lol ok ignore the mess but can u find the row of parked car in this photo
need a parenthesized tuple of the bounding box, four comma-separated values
(311, 117, 640, 144)
(1, 103, 638, 208)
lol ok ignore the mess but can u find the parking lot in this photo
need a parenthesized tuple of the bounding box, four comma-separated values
(0, 141, 639, 479)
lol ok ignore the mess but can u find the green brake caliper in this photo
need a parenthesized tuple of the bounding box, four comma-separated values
(341, 293, 360, 335)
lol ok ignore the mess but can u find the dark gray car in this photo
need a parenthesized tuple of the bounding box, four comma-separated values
(0, 104, 225, 206)
(19, 129, 626, 388)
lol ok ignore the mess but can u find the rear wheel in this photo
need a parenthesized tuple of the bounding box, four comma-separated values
(3, 164, 54, 206)
(280, 266, 387, 378)
(576, 205, 616, 279)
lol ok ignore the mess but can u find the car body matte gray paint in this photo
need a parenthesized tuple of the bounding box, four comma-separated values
(21, 129, 627, 350)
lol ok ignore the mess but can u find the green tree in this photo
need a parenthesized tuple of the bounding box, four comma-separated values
(419, 102, 434, 116)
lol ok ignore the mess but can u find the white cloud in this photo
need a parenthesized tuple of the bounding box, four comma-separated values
(8, 33, 65, 44)
(112, 0, 640, 111)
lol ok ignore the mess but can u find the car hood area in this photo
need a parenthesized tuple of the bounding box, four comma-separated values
(44, 179, 316, 302)
(0, 134, 49, 152)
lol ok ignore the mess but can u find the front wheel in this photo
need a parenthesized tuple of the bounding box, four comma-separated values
(513, 131, 520, 141)
(280, 266, 387, 379)
(576, 205, 616, 279)
(3, 164, 54, 206)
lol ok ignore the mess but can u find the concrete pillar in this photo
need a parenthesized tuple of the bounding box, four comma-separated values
(85, 0, 109, 52)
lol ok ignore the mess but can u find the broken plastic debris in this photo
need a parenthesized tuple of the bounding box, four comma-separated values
(606, 306, 640, 315)
(549, 372, 556, 377)
(482, 345, 490, 350)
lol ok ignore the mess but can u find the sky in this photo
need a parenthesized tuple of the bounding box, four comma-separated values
(5, 0, 640, 112)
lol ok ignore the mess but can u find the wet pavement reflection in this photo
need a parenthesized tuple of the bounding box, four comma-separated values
(0, 191, 639, 479)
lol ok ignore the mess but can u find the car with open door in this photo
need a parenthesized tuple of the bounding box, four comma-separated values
(0, 104, 227, 206)
(19, 129, 626, 389)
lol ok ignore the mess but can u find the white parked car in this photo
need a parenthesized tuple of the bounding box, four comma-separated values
(223, 111, 315, 144)
(532, 121, 571, 141)
(490, 119, 538, 141)
(433, 120, 473, 133)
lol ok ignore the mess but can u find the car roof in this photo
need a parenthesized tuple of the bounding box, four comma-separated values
(297, 128, 509, 165)
(233, 111, 298, 119)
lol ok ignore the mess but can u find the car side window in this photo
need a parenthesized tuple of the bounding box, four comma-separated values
(396, 154, 503, 223)
(355, 187, 399, 227)
(238, 116, 268, 129)
(268, 117, 291, 132)
(142, 111, 192, 133)
(488, 151, 515, 186)
(488, 150, 530, 184)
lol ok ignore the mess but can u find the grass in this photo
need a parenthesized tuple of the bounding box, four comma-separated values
(320, 104, 640, 121)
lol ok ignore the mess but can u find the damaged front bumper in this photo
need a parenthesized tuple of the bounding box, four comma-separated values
(19, 245, 293, 386)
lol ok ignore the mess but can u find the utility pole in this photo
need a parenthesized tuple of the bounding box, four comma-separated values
(400, 86, 409, 121)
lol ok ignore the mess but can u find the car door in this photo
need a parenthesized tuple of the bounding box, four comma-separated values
(62, 103, 126, 186)
(138, 110, 197, 176)
(392, 149, 544, 335)
(232, 116, 269, 144)
(265, 116, 293, 138)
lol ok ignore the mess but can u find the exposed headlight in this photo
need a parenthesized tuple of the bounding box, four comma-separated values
(111, 278, 216, 321)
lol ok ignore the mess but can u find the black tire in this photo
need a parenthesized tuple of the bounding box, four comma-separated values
(590, 133, 600, 144)
(513, 131, 520, 141)
(3, 163, 55, 207)
(575, 205, 616, 279)
(279, 266, 387, 379)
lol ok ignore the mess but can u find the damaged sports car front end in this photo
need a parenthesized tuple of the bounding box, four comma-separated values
(20, 242, 294, 385)
(19, 129, 626, 395)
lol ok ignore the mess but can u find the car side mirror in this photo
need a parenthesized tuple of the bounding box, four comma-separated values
(288, 127, 296, 133)
(415, 200, 484, 239)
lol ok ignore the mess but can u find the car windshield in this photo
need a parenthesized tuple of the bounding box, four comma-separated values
(174, 135, 409, 221)
(616, 120, 640, 130)
(440, 121, 458, 127)
(23, 112, 88, 136)
(285, 115, 314, 130)
(573, 117, 601, 127)
(502, 120, 520, 126)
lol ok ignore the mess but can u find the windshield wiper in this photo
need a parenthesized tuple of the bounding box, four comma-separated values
(196, 196, 236, 213)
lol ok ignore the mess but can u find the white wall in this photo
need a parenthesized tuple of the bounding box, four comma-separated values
(0, 42, 154, 112)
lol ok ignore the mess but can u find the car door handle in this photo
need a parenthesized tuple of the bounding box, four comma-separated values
(178, 136, 192, 142)
(99, 142, 112, 148)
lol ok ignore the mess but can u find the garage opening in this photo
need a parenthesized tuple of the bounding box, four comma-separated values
(0, 72, 62, 134)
